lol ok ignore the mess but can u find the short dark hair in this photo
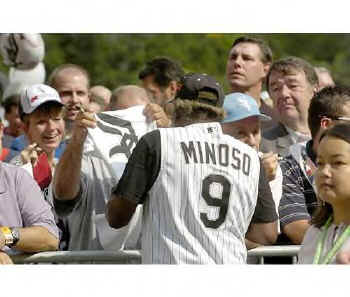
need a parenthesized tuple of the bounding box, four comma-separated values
(2, 94, 20, 114)
(48, 63, 90, 88)
(231, 36, 273, 64)
(312, 122, 350, 228)
(266, 56, 318, 93)
(138, 57, 184, 88)
(308, 86, 350, 139)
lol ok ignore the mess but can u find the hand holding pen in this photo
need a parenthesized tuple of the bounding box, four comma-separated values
(258, 151, 282, 182)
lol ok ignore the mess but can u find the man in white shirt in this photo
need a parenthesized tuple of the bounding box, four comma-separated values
(53, 85, 169, 250)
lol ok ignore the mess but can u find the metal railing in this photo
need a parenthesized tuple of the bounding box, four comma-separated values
(248, 245, 300, 264)
(12, 250, 142, 264)
(11, 245, 300, 264)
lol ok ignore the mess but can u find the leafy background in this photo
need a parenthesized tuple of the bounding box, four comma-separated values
(1, 34, 349, 93)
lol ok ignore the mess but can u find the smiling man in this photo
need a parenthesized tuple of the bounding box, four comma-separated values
(8, 84, 68, 250)
(260, 57, 319, 157)
(11, 84, 65, 173)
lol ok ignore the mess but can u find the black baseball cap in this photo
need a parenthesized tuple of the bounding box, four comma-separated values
(176, 73, 224, 108)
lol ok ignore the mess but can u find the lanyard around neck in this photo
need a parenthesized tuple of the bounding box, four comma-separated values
(313, 216, 350, 264)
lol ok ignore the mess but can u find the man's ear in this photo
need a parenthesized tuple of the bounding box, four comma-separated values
(175, 81, 183, 92)
(320, 117, 332, 129)
(313, 84, 320, 96)
(169, 80, 178, 97)
(263, 63, 271, 77)
(22, 119, 29, 134)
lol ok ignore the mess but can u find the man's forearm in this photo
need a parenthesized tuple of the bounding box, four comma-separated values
(53, 140, 84, 200)
(107, 194, 137, 229)
(13, 226, 58, 253)
(246, 221, 278, 246)
(245, 238, 261, 250)
(282, 220, 310, 244)
(54, 110, 96, 201)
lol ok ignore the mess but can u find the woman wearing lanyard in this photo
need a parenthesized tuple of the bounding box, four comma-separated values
(298, 122, 350, 264)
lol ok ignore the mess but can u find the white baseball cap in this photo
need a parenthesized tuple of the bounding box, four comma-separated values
(20, 83, 63, 117)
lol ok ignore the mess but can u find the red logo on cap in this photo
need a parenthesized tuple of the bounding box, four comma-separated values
(31, 96, 38, 103)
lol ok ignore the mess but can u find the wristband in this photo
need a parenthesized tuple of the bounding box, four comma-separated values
(0, 226, 14, 247)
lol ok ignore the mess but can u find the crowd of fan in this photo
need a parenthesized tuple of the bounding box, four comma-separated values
(1, 33, 350, 264)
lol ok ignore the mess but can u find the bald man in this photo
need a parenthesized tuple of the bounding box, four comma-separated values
(48, 64, 91, 142)
(314, 67, 335, 90)
(49, 64, 90, 120)
(90, 85, 112, 111)
(107, 85, 149, 110)
(107, 85, 171, 127)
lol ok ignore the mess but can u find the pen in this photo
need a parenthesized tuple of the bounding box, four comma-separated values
(78, 104, 85, 113)
(258, 152, 283, 161)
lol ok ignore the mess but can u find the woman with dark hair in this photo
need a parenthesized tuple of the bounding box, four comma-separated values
(298, 122, 350, 264)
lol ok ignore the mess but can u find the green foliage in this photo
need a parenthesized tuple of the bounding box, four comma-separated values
(2, 34, 350, 92)
(41, 33, 242, 91)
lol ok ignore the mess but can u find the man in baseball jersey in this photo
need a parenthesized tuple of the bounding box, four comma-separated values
(107, 73, 276, 264)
